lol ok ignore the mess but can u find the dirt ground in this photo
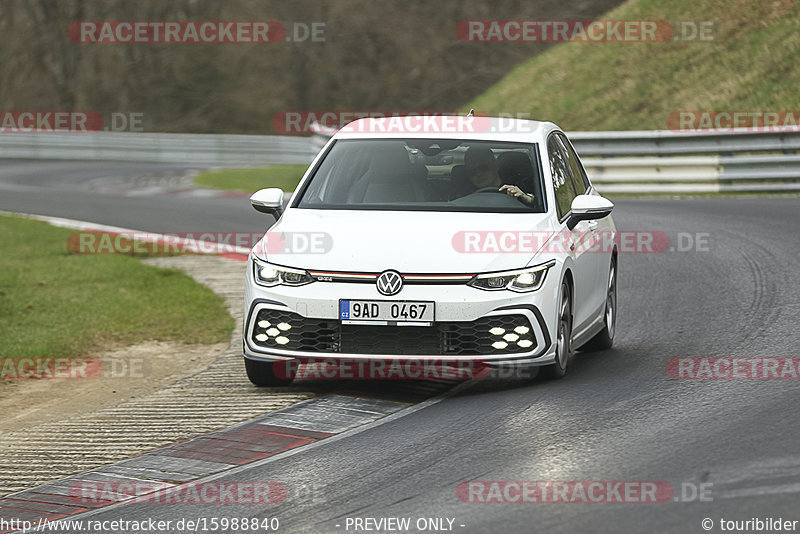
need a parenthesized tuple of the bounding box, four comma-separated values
(0, 340, 226, 433)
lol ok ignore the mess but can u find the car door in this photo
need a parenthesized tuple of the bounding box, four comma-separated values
(558, 133, 608, 324)
(547, 133, 597, 333)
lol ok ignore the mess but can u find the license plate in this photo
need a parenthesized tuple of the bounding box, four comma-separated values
(339, 300, 434, 325)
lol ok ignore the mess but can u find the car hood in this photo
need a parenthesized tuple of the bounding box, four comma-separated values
(258, 209, 556, 273)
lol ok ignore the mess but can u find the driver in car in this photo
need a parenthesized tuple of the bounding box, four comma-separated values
(464, 146, 535, 206)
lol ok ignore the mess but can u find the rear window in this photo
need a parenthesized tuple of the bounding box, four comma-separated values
(295, 139, 545, 213)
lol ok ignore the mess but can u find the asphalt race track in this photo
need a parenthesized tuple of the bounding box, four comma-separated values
(0, 160, 268, 235)
(2, 160, 799, 533)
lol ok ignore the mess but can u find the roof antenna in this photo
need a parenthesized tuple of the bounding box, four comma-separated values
(467, 109, 474, 117)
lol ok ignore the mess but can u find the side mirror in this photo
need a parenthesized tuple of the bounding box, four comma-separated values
(566, 194, 614, 230)
(250, 188, 285, 219)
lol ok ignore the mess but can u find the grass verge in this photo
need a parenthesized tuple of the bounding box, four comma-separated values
(0, 215, 234, 360)
(194, 164, 308, 193)
(468, 0, 800, 131)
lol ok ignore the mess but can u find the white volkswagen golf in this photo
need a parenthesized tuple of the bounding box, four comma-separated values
(243, 116, 617, 385)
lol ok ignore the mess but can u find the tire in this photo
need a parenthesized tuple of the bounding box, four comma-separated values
(244, 357, 295, 387)
(541, 280, 572, 380)
(581, 258, 617, 352)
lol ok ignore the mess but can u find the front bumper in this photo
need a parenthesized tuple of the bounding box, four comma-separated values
(243, 264, 560, 367)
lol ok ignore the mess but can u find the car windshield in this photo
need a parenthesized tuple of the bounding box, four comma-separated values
(295, 139, 545, 213)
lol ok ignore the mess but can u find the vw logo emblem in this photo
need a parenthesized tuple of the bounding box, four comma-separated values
(376, 270, 403, 296)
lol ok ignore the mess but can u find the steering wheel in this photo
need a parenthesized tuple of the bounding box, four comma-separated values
(473, 186, 504, 194)
(472, 185, 537, 208)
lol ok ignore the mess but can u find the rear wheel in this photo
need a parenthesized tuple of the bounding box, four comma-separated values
(581, 258, 617, 352)
(244, 358, 295, 387)
(541, 281, 572, 380)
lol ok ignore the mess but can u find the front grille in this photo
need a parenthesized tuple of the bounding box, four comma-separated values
(251, 310, 535, 356)
(340, 325, 441, 355)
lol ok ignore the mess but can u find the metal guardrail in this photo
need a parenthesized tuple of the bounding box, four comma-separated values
(569, 129, 800, 156)
(0, 131, 316, 166)
(571, 129, 800, 193)
(1, 127, 798, 194)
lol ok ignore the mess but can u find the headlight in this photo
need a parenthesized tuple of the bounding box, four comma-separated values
(253, 259, 314, 287)
(468, 260, 555, 292)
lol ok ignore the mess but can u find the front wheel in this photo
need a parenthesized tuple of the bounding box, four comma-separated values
(581, 259, 617, 352)
(244, 358, 295, 387)
(541, 281, 572, 380)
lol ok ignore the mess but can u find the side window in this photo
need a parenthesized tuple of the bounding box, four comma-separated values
(558, 133, 588, 196)
(548, 135, 576, 219)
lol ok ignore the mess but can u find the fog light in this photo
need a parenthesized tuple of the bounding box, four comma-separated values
(266, 328, 280, 337)
(255, 334, 268, 342)
(491, 341, 508, 350)
(275, 336, 290, 345)
(277, 322, 291, 331)
(489, 327, 505, 336)
(503, 333, 519, 342)
(514, 326, 530, 334)
(257, 320, 271, 328)
(518, 339, 533, 348)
